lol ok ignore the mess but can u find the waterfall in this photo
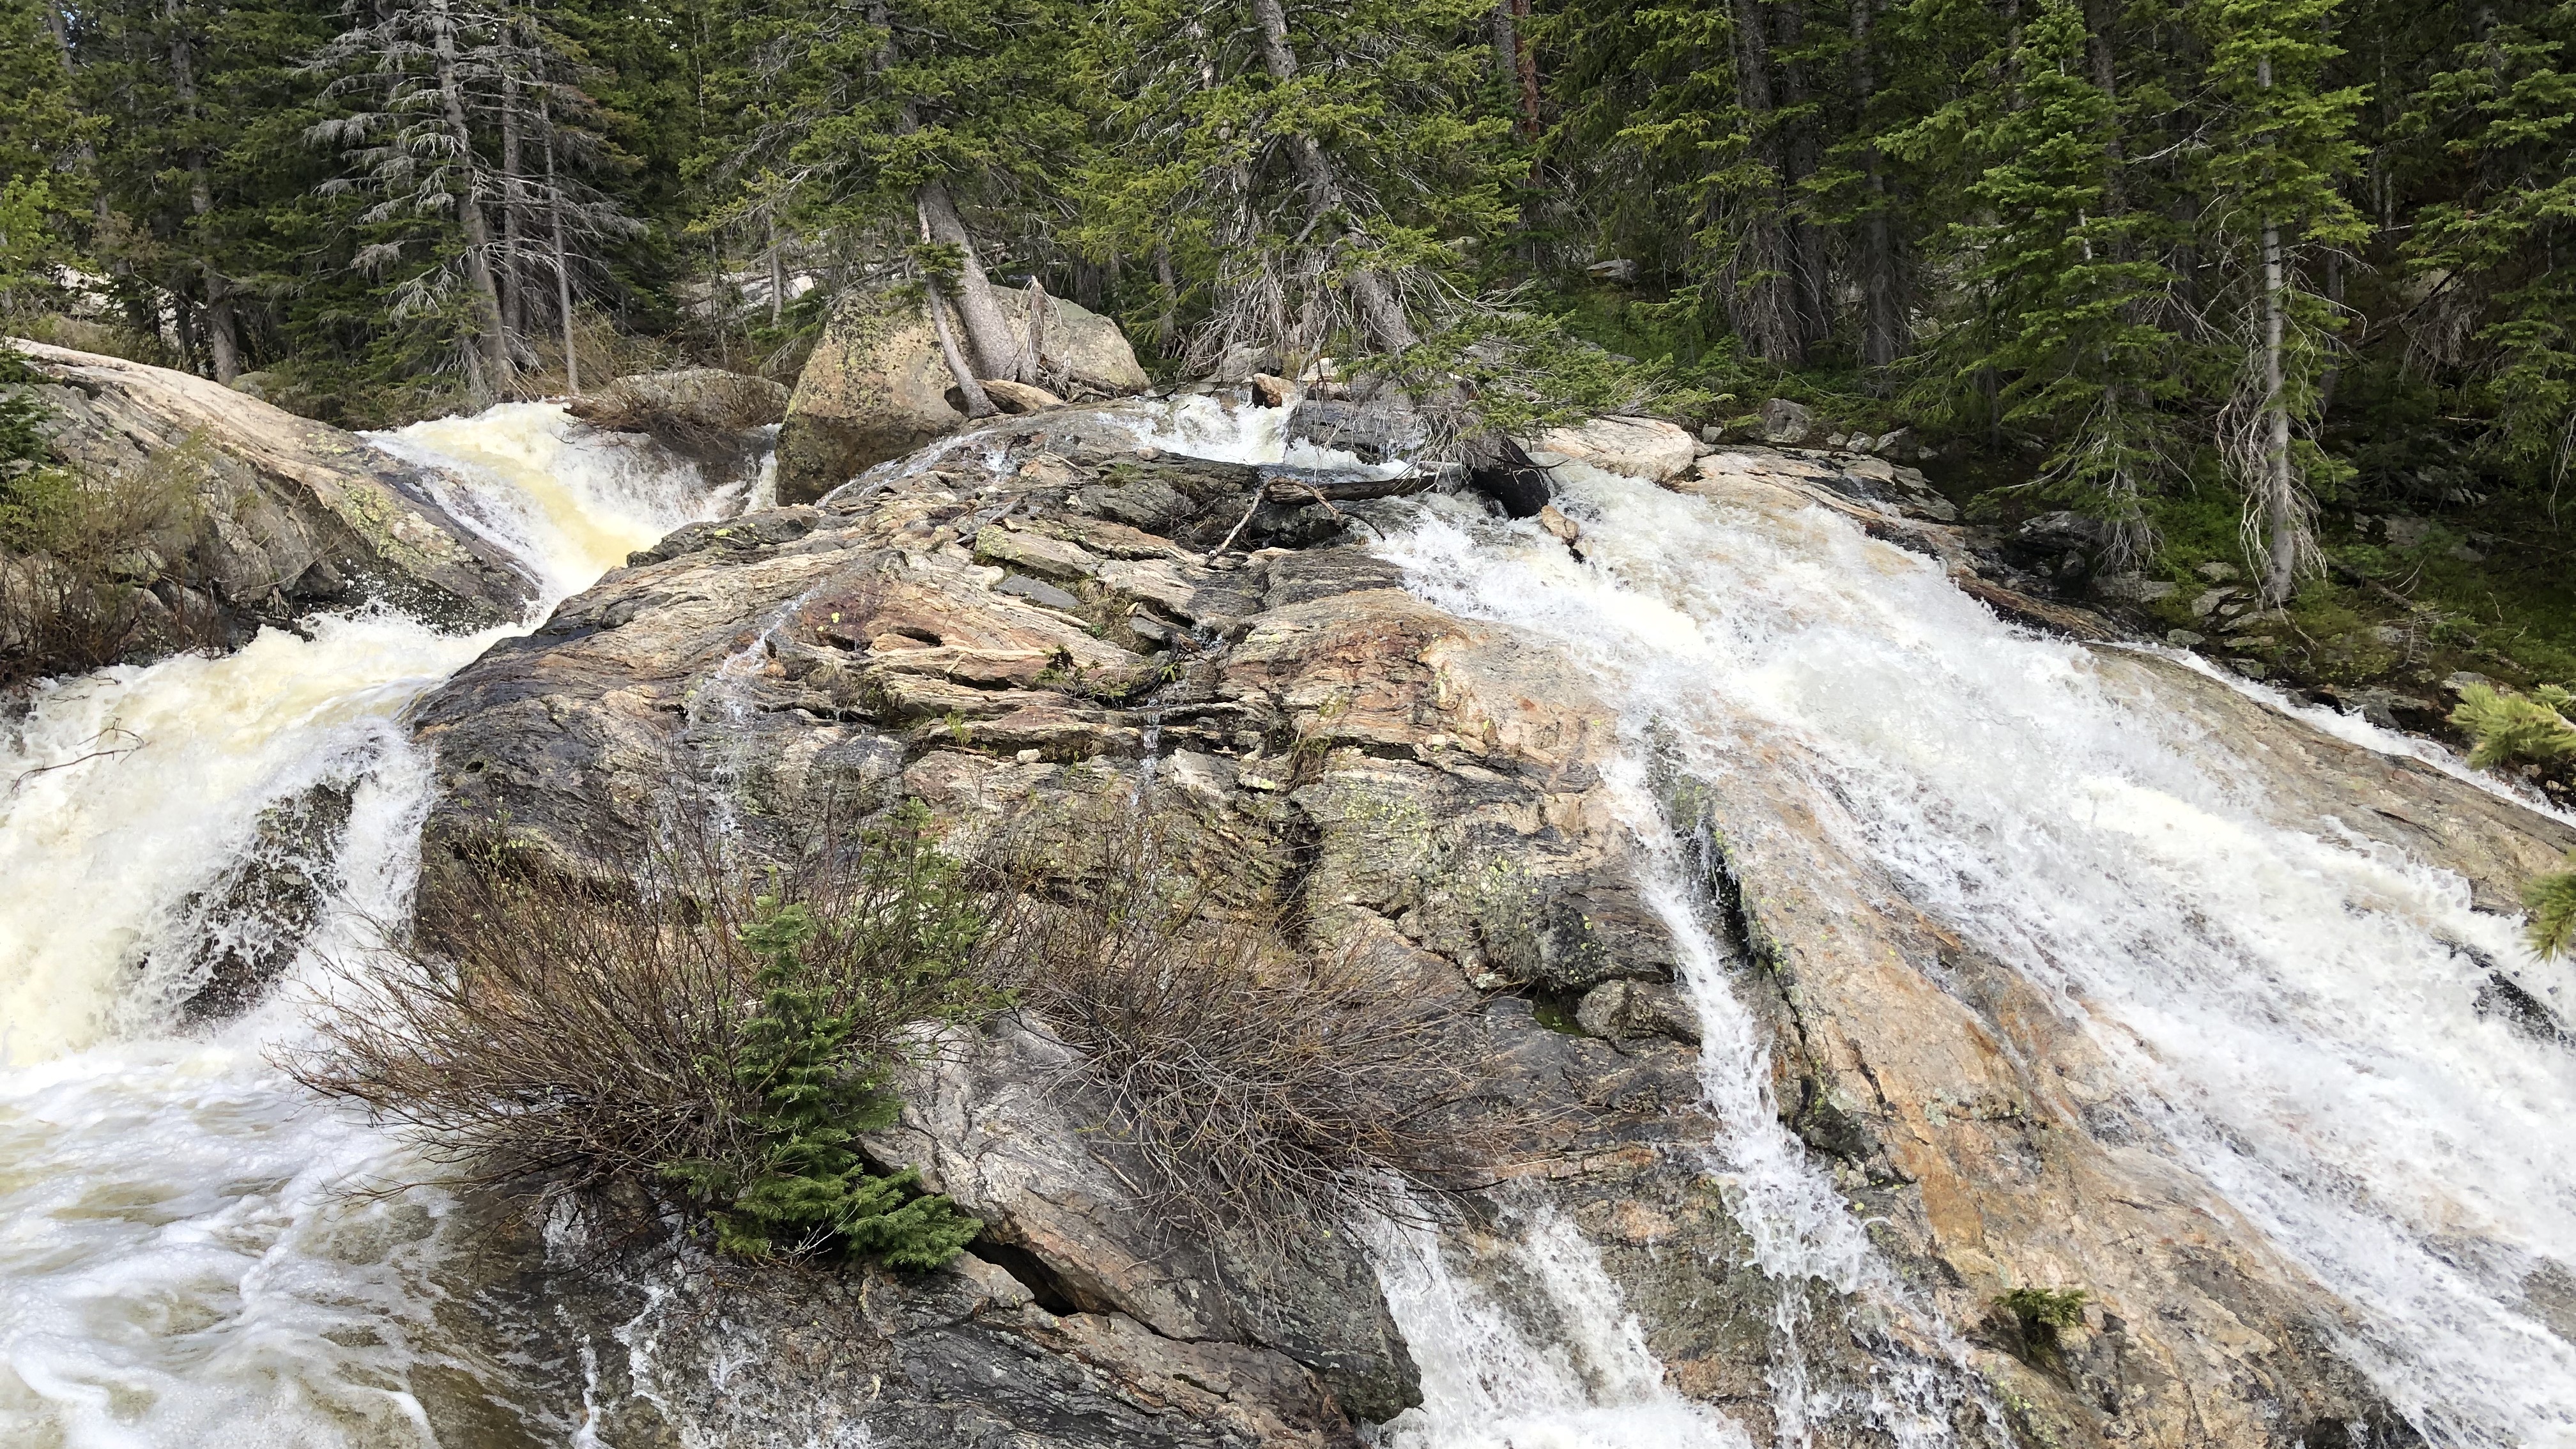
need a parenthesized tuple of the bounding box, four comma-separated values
(1374, 460, 2576, 1448)
(0, 405, 721, 1447)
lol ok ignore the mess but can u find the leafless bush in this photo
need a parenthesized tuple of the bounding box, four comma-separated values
(1001, 795, 1503, 1236)
(284, 799, 1007, 1263)
(0, 436, 207, 682)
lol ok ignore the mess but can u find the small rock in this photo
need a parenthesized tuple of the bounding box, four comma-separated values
(1876, 427, 1917, 460)
(2225, 657, 2269, 678)
(1759, 397, 1815, 446)
(2445, 670, 2499, 695)
(1585, 257, 1641, 283)
(1530, 416, 1699, 482)
(1699, 424, 1725, 445)
(977, 378, 1065, 414)
(1537, 504, 1581, 545)
(2195, 560, 2241, 582)
(1825, 432, 1850, 448)
(995, 573, 1085, 613)
(1248, 372, 1294, 408)
(1575, 979, 1702, 1044)
(2166, 629, 2207, 647)
(2191, 588, 2235, 619)
(1209, 342, 1282, 384)
(2227, 634, 2277, 650)
(2018, 510, 2108, 555)
(2449, 542, 2488, 562)
(1015, 749, 1044, 763)
(2372, 625, 2413, 647)
(2094, 575, 2179, 605)
(2384, 516, 2434, 551)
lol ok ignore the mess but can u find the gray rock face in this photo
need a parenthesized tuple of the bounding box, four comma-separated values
(1759, 396, 1815, 445)
(777, 287, 1149, 503)
(408, 413, 2540, 1447)
(11, 340, 533, 652)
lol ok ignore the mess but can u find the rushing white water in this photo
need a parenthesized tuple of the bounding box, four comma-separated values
(1376, 462, 2576, 1448)
(0, 404, 719, 1446)
(1365, 1202, 1749, 1449)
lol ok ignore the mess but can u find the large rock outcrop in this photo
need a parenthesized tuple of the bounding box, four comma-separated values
(10, 341, 533, 648)
(405, 404, 2562, 1447)
(776, 286, 1149, 504)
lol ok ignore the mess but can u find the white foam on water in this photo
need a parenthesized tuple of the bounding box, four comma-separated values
(0, 402, 717, 1446)
(1375, 465, 2576, 1447)
(1364, 1204, 1750, 1449)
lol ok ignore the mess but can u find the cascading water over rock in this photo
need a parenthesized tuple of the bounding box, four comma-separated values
(0, 403, 723, 1446)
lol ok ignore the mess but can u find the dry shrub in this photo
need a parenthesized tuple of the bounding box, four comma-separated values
(286, 800, 1005, 1266)
(0, 431, 206, 681)
(1002, 795, 1503, 1236)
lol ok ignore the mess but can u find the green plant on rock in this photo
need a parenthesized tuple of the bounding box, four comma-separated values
(2450, 682, 2576, 770)
(1995, 1285, 2089, 1357)
(291, 795, 1007, 1271)
(2526, 857, 2576, 962)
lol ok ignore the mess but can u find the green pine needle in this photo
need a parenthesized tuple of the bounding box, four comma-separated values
(2527, 860, 2576, 962)
(2450, 684, 2576, 770)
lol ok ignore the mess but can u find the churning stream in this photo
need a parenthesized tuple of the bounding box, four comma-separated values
(0, 405, 719, 1446)
(2, 393, 2570, 1446)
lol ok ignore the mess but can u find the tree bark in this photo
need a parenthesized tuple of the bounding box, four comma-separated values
(431, 0, 508, 402)
(767, 211, 785, 326)
(1849, 0, 1901, 373)
(501, 51, 525, 340)
(2255, 53, 2298, 604)
(164, 0, 238, 383)
(914, 181, 1025, 383)
(1772, 0, 1832, 350)
(1248, 0, 1420, 353)
(1725, 0, 1805, 364)
(539, 87, 578, 394)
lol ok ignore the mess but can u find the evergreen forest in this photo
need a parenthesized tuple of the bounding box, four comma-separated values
(4, 0, 2574, 689)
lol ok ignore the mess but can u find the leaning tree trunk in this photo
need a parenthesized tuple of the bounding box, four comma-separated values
(431, 0, 509, 402)
(1246, 0, 1420, 354)
(914, 180, 1025, 383)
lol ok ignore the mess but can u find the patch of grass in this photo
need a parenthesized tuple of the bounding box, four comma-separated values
(1994, 1285, 2090, 1361)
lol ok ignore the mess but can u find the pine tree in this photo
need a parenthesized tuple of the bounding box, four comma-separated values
(2198, 0, 2370, 602)
(2403, 3, 2576, 496)
(1081, 0, 1518, 371)
(1933, 0, 2184, 562)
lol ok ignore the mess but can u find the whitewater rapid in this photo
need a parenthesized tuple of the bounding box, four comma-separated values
(0, 404, 718, 1446)
(1374, 459, 2576, 1448)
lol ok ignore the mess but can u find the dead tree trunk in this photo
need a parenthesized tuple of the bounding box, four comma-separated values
(539, 86, 578, 394)
(431, 0, 509, 402)
(164, 0, 239, 383)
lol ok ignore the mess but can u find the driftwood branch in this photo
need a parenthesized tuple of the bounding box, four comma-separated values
(1204, 470, 1439, 557)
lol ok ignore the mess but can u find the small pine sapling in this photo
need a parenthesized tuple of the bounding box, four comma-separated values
(2527, 857, 2576, 962)
(2449, 683, 2576, 770)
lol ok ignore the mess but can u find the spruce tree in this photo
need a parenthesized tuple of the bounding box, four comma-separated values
(1080, 0, 1517, 371)
(1936, 0, 2184, 562)
(2197, 0, 2370, 602)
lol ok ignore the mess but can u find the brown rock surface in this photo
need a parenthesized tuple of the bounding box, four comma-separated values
(411, 413, 2550, 1446)
(776, 287, 1148, 503)
(10, 339, 533, 647)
